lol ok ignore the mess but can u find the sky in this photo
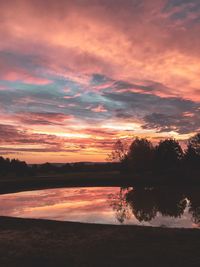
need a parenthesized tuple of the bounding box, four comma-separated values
(0, 0, 200, 163)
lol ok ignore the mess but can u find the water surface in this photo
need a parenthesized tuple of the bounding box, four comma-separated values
(0, 187, 199, 228)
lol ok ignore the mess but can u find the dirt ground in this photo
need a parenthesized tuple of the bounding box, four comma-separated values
(0, 216, 200, 267)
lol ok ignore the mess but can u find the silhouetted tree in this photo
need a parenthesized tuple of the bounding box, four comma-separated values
(108, 139, 129, 172)
(108, 139, 128, 162)
(184, 133, 200, 169)
(0, 157, 10, 174)
(110, 134, 200, 176)
(154, 139, 183, 172)
(188, 133, 200, 155)
(127, 138, 154, 173)
(10, 159, 29, 176)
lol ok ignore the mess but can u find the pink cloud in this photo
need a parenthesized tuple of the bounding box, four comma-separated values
(63, 93, 81, 99)
(91, 105, 107, 113)
(2, 70, 52, 85)
(1, 0, 199, 100)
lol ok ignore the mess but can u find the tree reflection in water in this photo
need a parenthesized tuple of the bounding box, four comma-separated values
(187, 189, 200, 225)
(126, 188, 157, 222)
(108, 188, 131, 223)
(155, 188, 187, 218)
(108, 187, 200, 226)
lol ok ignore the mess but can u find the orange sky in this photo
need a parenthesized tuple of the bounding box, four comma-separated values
(0, 0, 199, 163)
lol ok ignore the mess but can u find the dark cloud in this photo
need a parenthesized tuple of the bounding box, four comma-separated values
(16, 112, 72, 126)
(142, 111, 200, 134)
(0, 123, 60, 146)
(91, 74, 112, 85)
(112, 80, 171, 93)
(104, 91, 198, 113)
(115, 111, 133, 119)
(0, 147, 81, 153)
(1, 73, 199, 136)
(104, 91, 200, 134)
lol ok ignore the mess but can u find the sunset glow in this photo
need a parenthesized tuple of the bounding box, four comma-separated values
(0, 0, 200, 163)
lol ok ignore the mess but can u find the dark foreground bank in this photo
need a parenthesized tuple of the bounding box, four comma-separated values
(0, 216, 200, 267)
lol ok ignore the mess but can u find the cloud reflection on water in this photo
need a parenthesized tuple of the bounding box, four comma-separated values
(0, 187, 199, 228)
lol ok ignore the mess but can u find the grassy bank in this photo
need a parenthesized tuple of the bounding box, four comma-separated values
(0, 216, 200, 267)
(1, 170, 200, 195)
(0, 171, 121, 194)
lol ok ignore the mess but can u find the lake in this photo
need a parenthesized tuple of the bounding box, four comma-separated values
(0, 186, 199, 228)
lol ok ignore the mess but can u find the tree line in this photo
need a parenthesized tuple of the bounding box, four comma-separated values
(0, 158, 119, 177)
(0, 133, 199, 178)
(0, 157, 30, 176)
(110, 133, 200, 174)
